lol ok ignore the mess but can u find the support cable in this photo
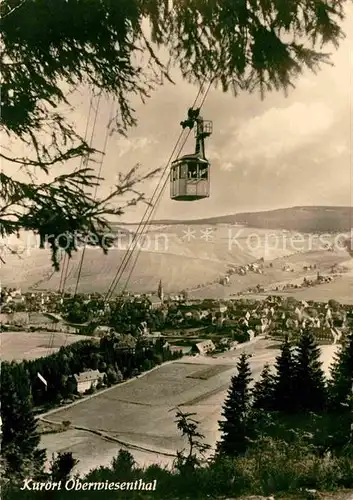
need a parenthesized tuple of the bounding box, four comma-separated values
(73, 99, 115, 296)
(58, 93, 95, 294)
(60, 92, 102, 295)
(120, 81, 213, 295)
(104, 78, 212, 301)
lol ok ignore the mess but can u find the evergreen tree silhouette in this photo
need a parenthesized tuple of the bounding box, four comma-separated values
(1, 363, 46, 478)
(50, 452, 79, 483)
(329, 333, 353, 412)
(252, 363, 275, 412)
(293, 328, 327, 413)
(327, 333, 353, 451)
(217, 353, 253, 456)
(272, 336, 296, 413)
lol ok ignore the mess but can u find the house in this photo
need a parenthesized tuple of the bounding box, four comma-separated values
(74, 370, 104, 394)
(149, 296, 163, 310)
(170, 345, 192, 355)
(0, 313, 10, 325)
(145, 332, 162, 344)
(9, 312, 30, 326)
(115, 333, 137, 351)
(189, 309, 205, 321)
(248, 329, 255, 341)
(93, 325, 113, 337)
(195, 339, 215, 356)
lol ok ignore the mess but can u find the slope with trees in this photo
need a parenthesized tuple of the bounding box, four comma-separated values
(2, 336, 353, 499)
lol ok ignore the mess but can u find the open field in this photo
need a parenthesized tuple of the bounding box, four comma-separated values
(0, 331, 94, 362)
(2, 223, 351, 298)
(39, 339, 338, 476)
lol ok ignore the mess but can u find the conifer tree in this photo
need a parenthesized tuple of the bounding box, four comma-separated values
(252, 363, 275, 412)
(272, 336, 296, 413)
(217, 353, 253, 456)
(0, 363, 46, 478)
(329, 332, 353, 412)
(326, 333, 353, 451)
(50, 452, 79, 483)
(293, 328, 327, 413)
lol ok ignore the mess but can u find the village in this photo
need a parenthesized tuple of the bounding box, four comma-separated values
(1, 282, 351, 363)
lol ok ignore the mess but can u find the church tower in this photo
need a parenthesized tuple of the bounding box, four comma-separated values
(157, 279, 164, 302)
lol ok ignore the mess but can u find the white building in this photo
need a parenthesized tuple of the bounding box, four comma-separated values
(74, 370, 104, 394)
(195, 340, 215, 356)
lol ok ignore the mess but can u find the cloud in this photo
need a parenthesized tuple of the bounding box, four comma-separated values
(228, 102, 335, 166)
(115, 136, 159, 158)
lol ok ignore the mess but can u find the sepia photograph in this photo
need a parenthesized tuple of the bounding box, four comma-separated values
(1, 0, 353, 499)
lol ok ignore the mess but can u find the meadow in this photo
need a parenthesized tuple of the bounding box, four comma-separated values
(38, 339, 339, 477)
(0, 331, 94, 362)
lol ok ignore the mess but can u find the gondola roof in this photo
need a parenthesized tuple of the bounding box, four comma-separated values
(172, 153, 209, 162)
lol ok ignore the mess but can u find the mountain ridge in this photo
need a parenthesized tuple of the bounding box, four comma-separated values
(115, 206, 353, 233)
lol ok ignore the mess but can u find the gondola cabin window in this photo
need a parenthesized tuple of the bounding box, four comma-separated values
(188, 164, 198, 179)
(171, 165, 178, 181)
(179, 163, 187, 179)
(199, 166, 208, 179)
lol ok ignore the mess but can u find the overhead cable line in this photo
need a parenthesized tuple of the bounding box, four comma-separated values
(120, 80, 213, 295)
(103, 97, 202, 301)
(58, 92, 96, 294)
(60, 92, 102, 296)
(73, 98, 115, 297)
(104, 78, 212, 301)
(55, 92, 102, 356)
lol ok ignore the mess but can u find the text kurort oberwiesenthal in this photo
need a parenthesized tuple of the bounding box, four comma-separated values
(21, 478, 157, 491)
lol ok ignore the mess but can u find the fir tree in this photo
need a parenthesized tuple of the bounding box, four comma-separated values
(217, 353, 253, 456)
(50, 452, 78, 483)
(293, 328, 327, 413)
(0, 363, 46, 478)
(326, 333, 353, 451)
(252, 363, 275, 412)
(272, 336, 296, 413)
(329, 332, 353, 412)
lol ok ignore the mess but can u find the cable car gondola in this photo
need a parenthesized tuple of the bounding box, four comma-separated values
(170, 108, 213, 201)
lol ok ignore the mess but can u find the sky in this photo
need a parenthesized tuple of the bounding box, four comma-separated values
(6, 5, 353, 223)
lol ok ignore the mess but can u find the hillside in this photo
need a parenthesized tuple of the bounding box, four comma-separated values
(119, 206, 353, 233)
(2, 206, 352, 298)
(1, 226, 254, 293)
(2, 223, 352, 302)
